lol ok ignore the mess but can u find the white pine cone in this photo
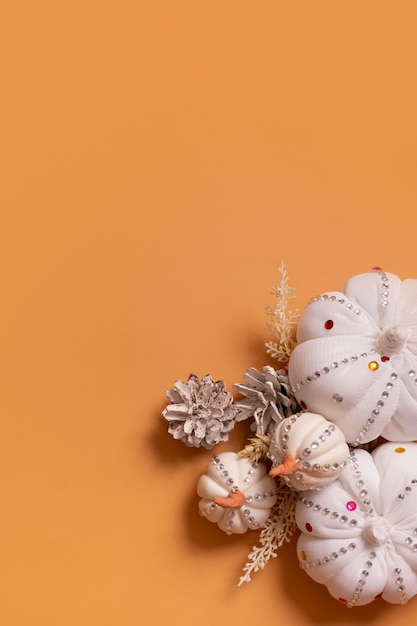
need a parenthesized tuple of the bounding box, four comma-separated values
(163, 374, 237, 449)
(234, 366, 301, 437)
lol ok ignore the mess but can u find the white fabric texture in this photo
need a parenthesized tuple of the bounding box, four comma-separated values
(288, 270, 417, 444)
(296, 442, 417, 606)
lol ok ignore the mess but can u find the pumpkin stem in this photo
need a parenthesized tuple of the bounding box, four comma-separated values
(269, 454, 299, 477)
(214, 490, 246, 509)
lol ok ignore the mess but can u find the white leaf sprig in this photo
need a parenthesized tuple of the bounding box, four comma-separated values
(238, 484, 298, 586)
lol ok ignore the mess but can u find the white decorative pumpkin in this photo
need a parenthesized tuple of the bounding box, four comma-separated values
(296, 442, 417, 607)
(288, 269, 417, 444)
(268, 412, 349, 491)
(197, 452, 278, 534)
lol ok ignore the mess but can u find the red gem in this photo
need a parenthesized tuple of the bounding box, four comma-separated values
(381, 356, 390, 362)
(300, 401, 307, 410)
(305, 523, 312, 532)
(324, 319, 334, 330)
(338, 598, 347, 604)
(372, 266, 382, 271)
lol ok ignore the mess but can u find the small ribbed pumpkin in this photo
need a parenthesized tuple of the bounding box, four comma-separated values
(268, 412, 349, 491)
(197, 452, 278, 534)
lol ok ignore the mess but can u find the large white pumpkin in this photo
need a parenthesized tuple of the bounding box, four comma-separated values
(296, 442, 417, 607)
(288, 270, 417, 444)
(197, 452, 278, 534)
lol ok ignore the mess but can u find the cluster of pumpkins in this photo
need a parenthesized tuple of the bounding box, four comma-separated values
(197, 270, 417, 607)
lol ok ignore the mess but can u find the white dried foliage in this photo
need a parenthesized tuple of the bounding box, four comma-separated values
(265, 260, 299, 364)
(238, 484, 298, 586)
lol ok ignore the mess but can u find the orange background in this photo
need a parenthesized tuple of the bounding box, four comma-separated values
(1, 2, 417, 625)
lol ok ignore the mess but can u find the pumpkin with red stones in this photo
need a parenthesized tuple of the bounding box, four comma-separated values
(288, 270, 417, 445)
(295, 442, 417, 607)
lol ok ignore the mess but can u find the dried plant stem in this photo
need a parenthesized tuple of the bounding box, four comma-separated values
(265, 260, 299, 364)
(238, 484, 299, 586)
(238, 434, 272, 464)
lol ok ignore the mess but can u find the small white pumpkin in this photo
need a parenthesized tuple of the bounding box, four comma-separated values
(197, 452, 278, 534)
(288, 270, 417, 445)
(268, 412, 349, 491)
(296, 442, 417, 607)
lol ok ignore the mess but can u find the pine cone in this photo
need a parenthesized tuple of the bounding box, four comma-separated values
(234, 366, 301, 437)
(163, 374, 237, 449)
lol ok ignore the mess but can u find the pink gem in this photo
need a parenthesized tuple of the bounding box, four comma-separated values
(346, 501, 357, 511)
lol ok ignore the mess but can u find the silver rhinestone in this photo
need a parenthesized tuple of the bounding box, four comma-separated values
(333, 393, 343, 402)
(409, 370, 416, 377)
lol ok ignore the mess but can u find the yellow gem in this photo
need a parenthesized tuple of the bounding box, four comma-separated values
(368, 361, 379, 371)
(395, 447, 406, 453)
(300, 550, 307, 561)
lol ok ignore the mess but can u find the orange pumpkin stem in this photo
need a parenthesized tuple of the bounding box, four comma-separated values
(269, 454, 299, 477)
(214, 489, 246, 509)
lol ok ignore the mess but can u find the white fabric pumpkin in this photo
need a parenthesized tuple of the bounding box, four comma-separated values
(288, 270, 417, 444)
(268, 412, 349, 491)
(197, 452, 278, 534)
(296, 442, 417, 607)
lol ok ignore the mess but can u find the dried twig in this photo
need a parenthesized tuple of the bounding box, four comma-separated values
(265, 260, 299, 364)
(238, 484, 299, 586)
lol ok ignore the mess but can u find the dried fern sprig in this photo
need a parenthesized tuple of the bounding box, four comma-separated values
(265, 260, 299, 364)
(238, 433, 272, 464)
(237, 484, 299, 586)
